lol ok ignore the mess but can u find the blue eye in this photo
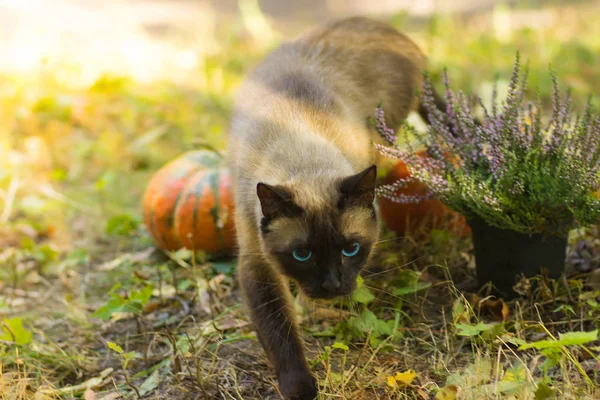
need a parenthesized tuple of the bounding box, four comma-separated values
(292, 248, 312, 262)
(342, 242, 361, 257)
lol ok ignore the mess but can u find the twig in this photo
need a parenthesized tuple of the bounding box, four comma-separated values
(343, 332, 371, 386)
(123, 371, 142, 399)
(135, 316, 149, 367)
(1, 175, 19, 223)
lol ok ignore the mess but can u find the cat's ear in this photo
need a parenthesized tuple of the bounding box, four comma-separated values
(339, 165, 377, 207)
(256, 183, 300, 219)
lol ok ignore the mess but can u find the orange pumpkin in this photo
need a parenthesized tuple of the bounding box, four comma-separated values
(379, 150, 470, 237)
(142, 150, 236, 254)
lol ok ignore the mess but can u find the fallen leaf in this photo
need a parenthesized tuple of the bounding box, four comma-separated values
(84, 388, 96, 400)
(33, 390, 55, 400)
(196, 278, 212, 314)
(139, 371, 160, 397)
(39, 368, 114, 395)
(534, 382, 555, 399)
(394, 370, 417, 386)
(502, 362, 526, 383)
(96, 249, 153, 272)
(143, 300, 163, 313)
(417, 387, 430, 399)
(482, 298, 509, 321)
(307, 306, 351, 321)
(129, 247, 155, 262)
(387, 375, 398, 388)
(435, 385, 457, 400)
(96, 256, 127, 271)
(208, 274, 229, 298)
(152, 284, 176, 299)
(1, 317, 33, 345)
(386, 369, 418, 389)
(215, 316, 248, 331)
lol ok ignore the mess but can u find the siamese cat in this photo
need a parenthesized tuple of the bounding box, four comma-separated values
(227, 16, 435, 400)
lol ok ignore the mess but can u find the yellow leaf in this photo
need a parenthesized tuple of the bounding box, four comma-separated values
(394, 369, 418, 386)
(387, 375, 398, 388)
(502, 363, 526, 383)
(435, 385, 457, 400)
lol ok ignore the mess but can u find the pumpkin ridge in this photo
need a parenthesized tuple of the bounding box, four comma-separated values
(168, 190, 185, 230)
(174, 170, 212, 250)
(208, 170, 224, 249)
(189, 171, 209, 247)
(189, 175, 203, 241)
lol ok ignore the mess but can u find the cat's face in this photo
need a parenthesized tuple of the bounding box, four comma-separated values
(257, 166, 379, 299)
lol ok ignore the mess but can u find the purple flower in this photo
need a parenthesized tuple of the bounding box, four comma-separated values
(374, 53, 600, 235)
(374, 105, 397, 144)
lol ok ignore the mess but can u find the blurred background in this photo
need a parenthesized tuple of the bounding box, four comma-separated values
(1, 0, 599, 258)
(2, 1, 600, 398)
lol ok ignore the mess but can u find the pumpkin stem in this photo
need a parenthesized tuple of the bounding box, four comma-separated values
(192, 140, 224, 158)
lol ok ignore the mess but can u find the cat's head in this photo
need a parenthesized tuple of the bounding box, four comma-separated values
(256, 166, 379, 299)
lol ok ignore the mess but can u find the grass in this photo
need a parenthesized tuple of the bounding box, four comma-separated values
(1, 2, 600, 399)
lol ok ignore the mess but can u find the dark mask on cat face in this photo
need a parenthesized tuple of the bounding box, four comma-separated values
(257, 166, 379, 299)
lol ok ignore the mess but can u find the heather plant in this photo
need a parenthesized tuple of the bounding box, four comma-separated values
(376, 55, 600, 237)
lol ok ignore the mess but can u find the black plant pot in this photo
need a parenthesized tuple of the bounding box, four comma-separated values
(468, 217, 567, 299)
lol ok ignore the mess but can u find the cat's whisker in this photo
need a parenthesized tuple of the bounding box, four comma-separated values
(253, 295, 285, 311)
(243, 277, 279, 286)
(286, 314, 295, 341)
(362, 256, 424, 278)
(375, 236, 409, 245)
(264, 304, 290, 341)
(363, 284, 429, 309)
(237, 252, 268, 257)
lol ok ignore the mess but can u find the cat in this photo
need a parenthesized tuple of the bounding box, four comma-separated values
(227, 16, 433, 400)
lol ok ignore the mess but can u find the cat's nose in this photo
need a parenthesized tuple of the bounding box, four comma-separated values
(322, 271, 341, 292)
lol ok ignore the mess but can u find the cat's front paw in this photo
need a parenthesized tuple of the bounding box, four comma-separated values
(278, 369, 318, 400)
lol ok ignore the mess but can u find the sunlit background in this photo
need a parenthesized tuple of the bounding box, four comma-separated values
(2, 0, 600, 244)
